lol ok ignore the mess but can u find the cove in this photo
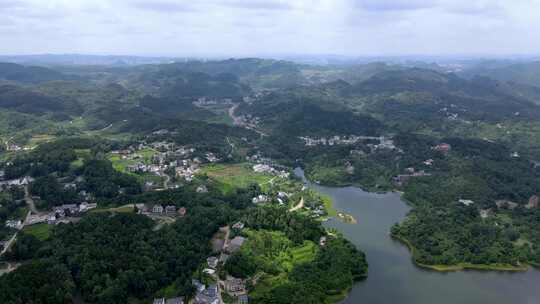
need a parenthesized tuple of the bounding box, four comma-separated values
(294, 168, 540, 304)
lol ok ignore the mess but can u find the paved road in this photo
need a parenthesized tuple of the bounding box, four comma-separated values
(162, 172, 171, 189)
(24, 185, 39, 214)
(228, 104, 268, 137)
(0, 262, 20, 276)
(0, 233, 17, 256)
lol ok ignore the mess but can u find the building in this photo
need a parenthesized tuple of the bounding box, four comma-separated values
(479, 209, 492, 219)
(5, 220, 23, 229)
(237, 295, 249, 304)
(56, 204, 79, 216)
(207, 256, 219, 269)
(495, 200, 519, 210)
(252, 195, 268, 204)
(195, 284, 220, 304)
(136, 204, 149, 214)
(458, 199, 474, 206)
(79, 202, 97, 213)
(526, 195, 539, 209)
(433, 143, 451, 153)
(223, 276, 246, 297)
(232, 222, 245, 230)
(153, 298, 165, 304)
(227, 236, 246, 253)
(25, 214, 47, 225)
(423, 159, 434, 166)
(152, 204, 164, 214)
(192, 279, 206, 293)
(319, 236, 327, 247)
(165, 205, 177, 215)
(203, 268, 216, 275)
(196, 185, 208, 193)
(165, 298, 184, 304)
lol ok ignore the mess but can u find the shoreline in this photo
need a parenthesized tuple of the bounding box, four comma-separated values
(307, 171, 534, 273)
(391, 233, 530, 272)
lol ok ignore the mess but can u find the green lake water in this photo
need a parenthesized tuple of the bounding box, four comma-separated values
(294, 168, 540, 304)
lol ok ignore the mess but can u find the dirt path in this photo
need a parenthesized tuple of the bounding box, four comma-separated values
(261, 176, 277, 186)
(289, 196, 305, 212)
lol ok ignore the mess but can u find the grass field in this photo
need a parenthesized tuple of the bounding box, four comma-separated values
(23, 223, 52, 241)
(199, 163, 275, 193)
(91, 205, 134, 214)
(242, 229, 318, 270)
(108, 148, 157, 173)
(244, 229, 319, 300)
(70, 148, 91, 169)
(107, 148, 163, 185)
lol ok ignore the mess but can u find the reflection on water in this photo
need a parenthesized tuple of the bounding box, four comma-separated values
(294, 168, 540, 304)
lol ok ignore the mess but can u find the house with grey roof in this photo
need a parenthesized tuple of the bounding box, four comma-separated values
(227, 236, 246, 253)
(152, 204, 164, 214)
(165, 297, 184, 304)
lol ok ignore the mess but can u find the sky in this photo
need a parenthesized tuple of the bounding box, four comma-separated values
(1, 0, 540, 57)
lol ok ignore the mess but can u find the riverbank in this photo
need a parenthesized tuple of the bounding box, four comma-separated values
(305, 169, 534, 273)
(392, 234, 530, 272)
(294, 168, 357, 224)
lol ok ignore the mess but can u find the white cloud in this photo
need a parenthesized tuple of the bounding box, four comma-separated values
(0, 0, 538, 56)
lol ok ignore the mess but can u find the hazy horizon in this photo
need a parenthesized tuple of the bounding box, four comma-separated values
(1, 0, 540, 57)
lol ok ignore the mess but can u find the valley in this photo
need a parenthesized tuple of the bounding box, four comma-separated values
(1, 57, 540, 304)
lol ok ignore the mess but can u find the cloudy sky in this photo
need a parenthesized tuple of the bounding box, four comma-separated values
(1, 0, 539, 57)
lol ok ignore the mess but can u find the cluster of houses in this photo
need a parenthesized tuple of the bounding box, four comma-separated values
(115, 141, 221, 184)
(0, 176, 34, 188)
(4, 142, 31, 152)
(241, 92, 268, 105)
(192, 281, 220, 304)
(439, 106, 461, 121)
(30, 202, 97, 226)
(4, 202, 98, 231)
(137, 204, 187, 217)
(233, 113, 261, 130)
(5, 219, 23, 230)
(478, 196, 539, 219)
(127, 163, 161, 174)
(299, 135, 396, 149)
(252, 164, 289, 179)
(393, 167, 432, 187)
(245, 152, 273, 165)
(189, 223, 251, 304)
(193, 97, 234, 107)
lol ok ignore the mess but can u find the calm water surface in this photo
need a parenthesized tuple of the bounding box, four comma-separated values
(294, 168, 540, 304)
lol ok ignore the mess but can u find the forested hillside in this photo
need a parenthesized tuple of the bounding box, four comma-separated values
(2, 58, 540, 302)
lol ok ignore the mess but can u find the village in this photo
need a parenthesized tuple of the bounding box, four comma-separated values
(111, 139, 222, 189)
(299, 135, 397, 150)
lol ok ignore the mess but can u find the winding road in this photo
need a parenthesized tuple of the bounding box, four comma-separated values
(289, 196, 305, 212)
(228, 104, 268, 137)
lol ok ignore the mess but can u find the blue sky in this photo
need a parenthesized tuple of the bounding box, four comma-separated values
(0, 0, 539, 56)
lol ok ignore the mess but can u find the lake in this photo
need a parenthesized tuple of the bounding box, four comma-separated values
(294, 168, 540, 304)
